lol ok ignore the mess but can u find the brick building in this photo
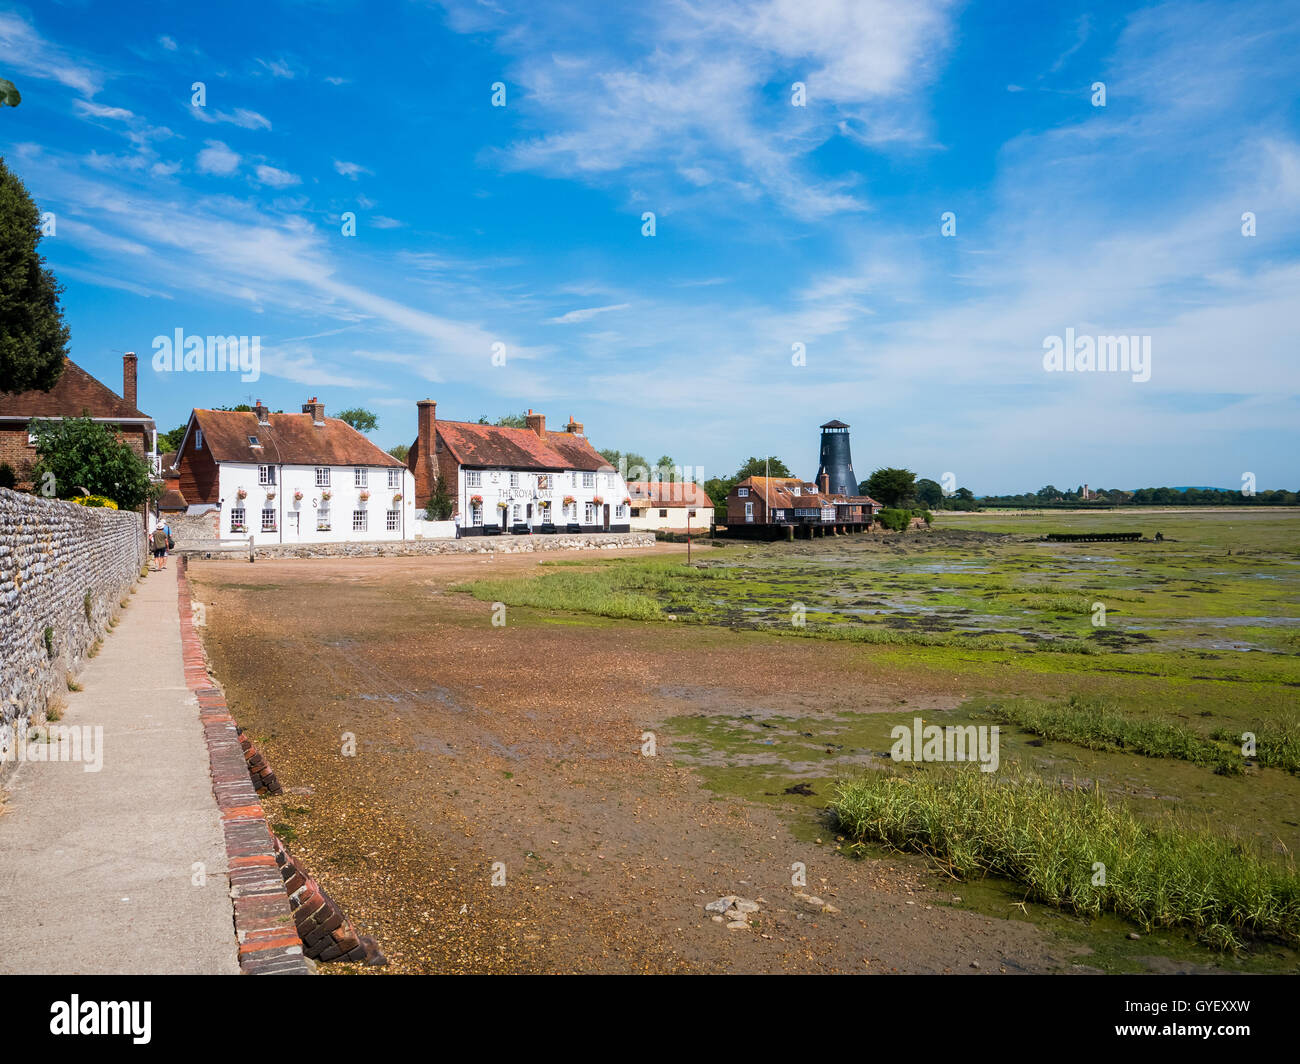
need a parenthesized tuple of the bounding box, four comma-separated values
(0, 354, 156, 483)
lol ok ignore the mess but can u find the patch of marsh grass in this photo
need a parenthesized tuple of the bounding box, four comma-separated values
(831, 767, 1300, 950)
(986, 695, 1240, 774)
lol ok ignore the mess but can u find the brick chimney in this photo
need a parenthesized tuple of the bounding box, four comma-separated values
(122, 352, 137, 409)
(525, 409, 546, 437)
(415, 399, 438, 506)
(302, 396, 325, 423)
(818, 472, 830, 495)
(254, 400, 270, 425)
(564, 415, 584, 436)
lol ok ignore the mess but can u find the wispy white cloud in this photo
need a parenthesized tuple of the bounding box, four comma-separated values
(546, 303, 630, 324)
(196, 140, 240, 175)
(451, 0, 954, 219)
(191, 106, 272, 131)
(254, 163, 300, 188)
(0, 10, 103, 95)
(333, 159, 372, 180)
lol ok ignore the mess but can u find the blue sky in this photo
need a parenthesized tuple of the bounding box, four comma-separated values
(2, 0, 1297, 493)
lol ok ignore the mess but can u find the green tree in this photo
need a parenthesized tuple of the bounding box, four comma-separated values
(0, 79, 19, 108)
(159, 424, 189, 452)
(863, 468, 917, 508)
(424, 475, 453, 520)
(30, 415, 151, 509)
(0, 156, 69, 393)
(387, 442, 410, 462)
(734, 456, 791, 481)
(914, 477, 943, 508)
(337, 407, 378, 433)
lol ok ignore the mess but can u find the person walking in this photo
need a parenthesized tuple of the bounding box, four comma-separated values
(150, 519, 167, 571)
(160, 517, 173, 570)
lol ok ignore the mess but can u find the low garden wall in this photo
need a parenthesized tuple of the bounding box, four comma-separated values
(0, 488, 145, 768)
(181, 530, 656, 560)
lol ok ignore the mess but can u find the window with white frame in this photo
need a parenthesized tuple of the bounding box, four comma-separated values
(386, 509, 399, 531)
(471, 503, 483, 526)
(195, 429, 203, 450)
(352, 510, 367, 532)
(354, 467, 367, 487)
(584, 502, 595, 523)
(616, 505, 626, 519)
(315, 467, 330, 487)
(582, 472, 594, 488)
(230, 506, 246, 532)
(466, 470, 482, 487)
(512, 504, 521, 523)
(745, 502, 754, 518)
(510, 472, 520, 488)
(262, 507, 276, 531)
(737, 487, 749, 497)
(538, 474, 551, 490)
(317, 501, 331, 531)
(387, 468, 401, 489)
(258, 464, 275, 485)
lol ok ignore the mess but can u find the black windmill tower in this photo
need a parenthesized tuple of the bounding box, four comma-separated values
(816, 420, 857, 496)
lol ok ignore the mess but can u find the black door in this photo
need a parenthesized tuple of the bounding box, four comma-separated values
(603, 504, 610, 531)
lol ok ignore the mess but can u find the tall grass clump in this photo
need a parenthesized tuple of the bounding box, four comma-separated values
(987, 695, 1241, 774)
(831, 767, 1300, 950)
(1211, 714, 1300, 775)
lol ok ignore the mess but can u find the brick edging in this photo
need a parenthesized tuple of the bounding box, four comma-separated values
(176, 557, 310, 975)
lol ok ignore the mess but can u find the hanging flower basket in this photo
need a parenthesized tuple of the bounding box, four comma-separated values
(359, 490, 371, 502)
(470, 494, 483, 506)
(265, 490, 276, 500)
(321, 490, 332, 501)
(623, 496, 631, 505)
(592, 496, 604, 505)
(294, 490, 304, 502)
(563, 495, 576, 505)
(392, 492, 403, 504)
(236, 488, 248, 500)
(496, 501, 509, 510)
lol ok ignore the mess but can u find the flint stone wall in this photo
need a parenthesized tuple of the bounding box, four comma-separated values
(0, 488, 145, 766)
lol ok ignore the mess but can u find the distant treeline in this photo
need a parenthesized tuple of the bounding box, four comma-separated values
(976, 486, 1298, 507)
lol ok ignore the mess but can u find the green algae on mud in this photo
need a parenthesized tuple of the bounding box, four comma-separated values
(661, 704, 1300, 973)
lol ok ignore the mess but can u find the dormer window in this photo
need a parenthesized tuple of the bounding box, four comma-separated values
(737, 487, 749, 497)
(248, 435, 260, 447)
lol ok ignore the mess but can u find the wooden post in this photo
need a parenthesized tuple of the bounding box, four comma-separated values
(248, 534, 255, 563)
(687, 512, 691, 566)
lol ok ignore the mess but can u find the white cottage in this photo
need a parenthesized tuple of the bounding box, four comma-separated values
(406, 401, 631, 534)
(174, 399, 415, 543)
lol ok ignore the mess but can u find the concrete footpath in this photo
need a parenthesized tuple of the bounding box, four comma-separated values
(0, 564, 240, 974)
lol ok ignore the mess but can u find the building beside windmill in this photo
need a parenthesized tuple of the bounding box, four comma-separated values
(723, 418, 880, 537)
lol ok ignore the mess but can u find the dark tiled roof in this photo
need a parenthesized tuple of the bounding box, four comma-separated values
(626, 481, 713, 507)
(820, 419, 850, 429)
(733, 476, 877, 510)
(0, 358, 150, 421)
(191, 410, 404, 467)
(436, 420, 608, 472)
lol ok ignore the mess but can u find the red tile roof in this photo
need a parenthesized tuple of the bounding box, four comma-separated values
(190, 409, 404, 467)
(0, 358, 150, 421)
(734, 476, 879, 511)
(435, 419, 609, 472)
(626, 481, 713, 507)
